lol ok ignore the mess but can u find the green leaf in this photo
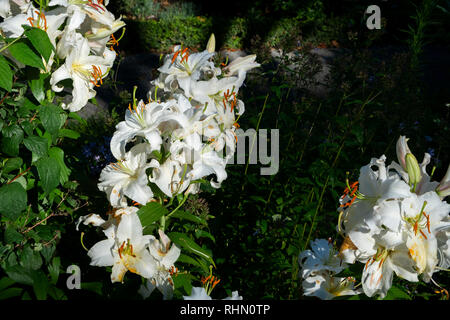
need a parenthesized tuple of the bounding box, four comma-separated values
(172, 272, 194, 295)
(68, 112, 87, 125)
(81, 282, 103, 296)
(31, 270, 48, 300)
(5, 265, 34, 286)
(29, 72, 48, 103)
(40, 245, 55, 264)
(48, 147, 70, 184)
(0, 182, 27, 220)
(4, 226, 24, 244)
(24, 27, 54, 62)
(40, 103, 63, 135)
(1, 126, 24, 156)
(48, 257, 60, 285)
(8, 39, 45, 69)
(0, 287, 23, 300)
(177, 253, 203, 268)
(58, 128, 80, 139)
(170, 210, 207, 226)
(47, 286, 67, 300)
(0, 278, 15, 291)
(167, 232, 214, 265)
(195, 229, 215, 243)
(2, 157, 23, 174)
(23, 135, 48, 162)
(35, 156, 60, 194)
(384, 285, 412, 300)
(19, 246, 42, 271)
(0, 55, 13, 92)
(137, 202, 168, 228)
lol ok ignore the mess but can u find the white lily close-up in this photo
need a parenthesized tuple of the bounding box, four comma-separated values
(98, 146, 159, 207)
(88, 211, 156, 283)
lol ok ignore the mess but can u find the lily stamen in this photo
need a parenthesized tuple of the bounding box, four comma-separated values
(90, 65, 103, 87)
(87, 0, 105, 12)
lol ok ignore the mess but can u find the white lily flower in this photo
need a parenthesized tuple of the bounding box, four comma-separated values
(302, 272, 361, 300)
(149, 157, 191, 198)
(183, 287, 213, 300)
(0, 0, 10, 18)
(88, 211, 157, 283)
(98, 146, 159, 207)
(156, 47, 220, 95)
(0, 4, 66, 39)
(110, 99, 182, 160)
(340, 155, 412, 233)
(50, 36, 110, 111)
(139, 230, 181, 300)
(298, 239, 346, 279)
(360, 243, 418, 298)
(392, 136, 439, 195)
(436, 164, 450, 199)
(436, 222, 450, 269)
(222, 54, 260, 78)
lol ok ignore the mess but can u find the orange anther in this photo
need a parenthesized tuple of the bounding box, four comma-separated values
(171, 50, 180, 64)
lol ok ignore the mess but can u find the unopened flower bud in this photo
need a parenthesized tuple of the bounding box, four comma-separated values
(436, 164, 450, 198)
(206, 33, 215, 53)
(406, 153, 422, 190)
(396, 136, 411, 171)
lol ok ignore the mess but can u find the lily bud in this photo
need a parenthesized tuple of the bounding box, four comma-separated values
(436, 164, 450, 198)
(406, 153, 422, 190)
(396, 136, 411, 171)
(206, 33, 215, 53)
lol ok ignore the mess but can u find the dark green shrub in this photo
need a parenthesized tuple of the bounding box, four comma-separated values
(122, 16, 213, 52)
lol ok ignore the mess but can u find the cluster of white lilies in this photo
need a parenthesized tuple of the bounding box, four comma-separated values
(300, 136, 450, 299)
(77, 35, 259, 299)
(0, 0, 124, 111)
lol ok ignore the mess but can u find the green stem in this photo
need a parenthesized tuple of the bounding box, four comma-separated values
(0, 36, 22, 53)
(166, 193, 189, 219)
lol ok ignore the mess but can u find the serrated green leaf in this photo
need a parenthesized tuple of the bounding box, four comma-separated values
(19, 246, 42, 271)
(1, 126, 24, 156)
(48, 147, 70, 184)
(29, 72, 48, 103)
(4, 227, 24, 244)
(0, 182, 27, 220)
(137, 202, 168, 228)
(24, 27, 54, 62)
(8, 39, 45, 69)
(40, 245, 55, 264)
(35, 156, 60, 194)
(0, 55, 13, 91)
(23, 135, 48, 162)
(40, 103, 63, 134)
(48, 256, 60, 285)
